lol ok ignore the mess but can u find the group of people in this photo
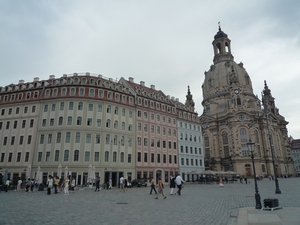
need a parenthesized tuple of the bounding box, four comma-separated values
(46, 175, 76, 195)
(149, 174, 185, 200)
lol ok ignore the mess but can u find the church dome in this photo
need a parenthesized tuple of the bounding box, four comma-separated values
(214, 28, 228, 40)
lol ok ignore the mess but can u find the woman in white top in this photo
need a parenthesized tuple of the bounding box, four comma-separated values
(64, 176, 70, 194)
(47, 175, 53, 195)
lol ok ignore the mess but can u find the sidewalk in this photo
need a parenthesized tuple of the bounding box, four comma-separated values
(233, 207, 300, 225)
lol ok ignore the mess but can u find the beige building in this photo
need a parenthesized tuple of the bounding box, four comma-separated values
(200, 27, 294, 177)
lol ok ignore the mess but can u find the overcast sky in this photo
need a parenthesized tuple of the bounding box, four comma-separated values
(1, 0, 300, 138)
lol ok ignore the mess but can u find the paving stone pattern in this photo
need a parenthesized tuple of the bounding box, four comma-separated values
(0, 178, 299, 225)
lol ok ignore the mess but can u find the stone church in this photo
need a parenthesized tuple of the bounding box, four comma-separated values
(200, 26, 294, 177)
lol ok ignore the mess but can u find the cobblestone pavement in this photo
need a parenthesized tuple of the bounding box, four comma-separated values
(0, 178, 299, 225)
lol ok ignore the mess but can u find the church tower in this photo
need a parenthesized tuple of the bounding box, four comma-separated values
(200, 25, 293, 177)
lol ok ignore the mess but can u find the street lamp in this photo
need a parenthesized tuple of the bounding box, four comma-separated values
(247, 139, 262, 209)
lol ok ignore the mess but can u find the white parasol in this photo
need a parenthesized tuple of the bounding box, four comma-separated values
(64, 166, 68, 178)
(57, 164, 62, 178)
(26, 164, 32, 179)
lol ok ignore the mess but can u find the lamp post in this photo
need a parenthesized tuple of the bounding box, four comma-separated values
(262, 93, 281, 194)
(247, 139, 262, 209)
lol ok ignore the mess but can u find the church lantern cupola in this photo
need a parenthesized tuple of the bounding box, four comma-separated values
(212, 23, 234, 64)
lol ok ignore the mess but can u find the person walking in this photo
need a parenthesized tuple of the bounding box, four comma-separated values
(170, 176, 176, 195)
(64, 176, 70, 195)
(155, 177, 166, 200)
(124, 176, 128, 192)
(53, 176, 59, 194)
(71, 177, 75, 193)
(5, 179, 10, 192)
(119, 176, 125, 192)
(109, 178, 112, 189)
(175, 174, 184, 195)
(47, 175, 53, 195)
(95, 176, 100, 191)
(149, 178, 157, 195)
(31, 179, 35, 192)
(17, 178, 22, 191)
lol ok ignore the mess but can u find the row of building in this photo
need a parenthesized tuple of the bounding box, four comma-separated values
(0, 26, 298, 187)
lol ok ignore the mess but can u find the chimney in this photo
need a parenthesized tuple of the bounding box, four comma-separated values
(63, 74, 67, 77)
(49, 75, 55, 79)
(167, 95, 170, 99)
(33, 77, 39, 82)
(140, 81, 145, 86)
(19, 80, 24, 84)
(86, 72, 90, 76)
(171, 96, 175, 101)
(98, 74, 103, 78)
(150, 85, 155, 90)
(73, 73, 78, 76)
(129, 77, 134, 82)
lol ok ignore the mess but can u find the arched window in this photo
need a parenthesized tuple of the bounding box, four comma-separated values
(54, 150, 59, 161)
(114, 120, 118, 129)
(66, 132, 71, 143)
(122, 122, 125, 130)
(56, 132, 61, 143)
(261, 164, 266, 172)
(107, 105, 111, 113)
(106, 119, 110, 128)
(204, 134, 209, 147)
(74, 150, 79, 161)
(122, 108, 125, 116)
(60, 102, 64, 110)
(64, 150, 69, 161)
(106, 134, 110, 144)
(78, 102, 83, 110)
(121, 136, 125, 146)
(237, 98, 241, 105)
(222, 131, 228, 144)
(114, 135, 118, 145)
(67, 116, 72, 125)
(69, 102, 74, 110)
(75, 132, 80, 143)
(240, 128, 248, 156)
(115, 107, 118, 115)
(79, 88, 84, 96)
(77, 116, 82, 125)
(128, 138, 132, 147)
(105, 151, 109, 162)
(113, 152, 117, 162)
(58, 117, 63, 125)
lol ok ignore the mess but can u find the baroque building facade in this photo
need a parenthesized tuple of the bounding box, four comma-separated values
(200, 27, 294, 177)
(0, 73, 203, 185)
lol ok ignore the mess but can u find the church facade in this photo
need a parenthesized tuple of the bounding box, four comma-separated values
(200, 27, 294, 177)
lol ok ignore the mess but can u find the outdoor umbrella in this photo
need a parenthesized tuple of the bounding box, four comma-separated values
(64, 166, 68, 178)
(88, 164, 93, 184)
(26, 164, 31, 179)
(57, 164, 62, 178)
(199, 170, 217, 175)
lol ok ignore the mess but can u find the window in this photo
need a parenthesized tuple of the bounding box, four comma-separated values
(86, 134, 91, 143)
(113, 152, 117, 162)
(97, 104, 103, 112)
(107, 105, 111, 113)
(163, 154, 166, 163)
(120, 152, 124, 163)
(129, 111, 132, 118)
(25, 152, 29, 162)
(64, 150, 69, 161)
(69, 102, 74, 110)
(106, 119, 111, 128)
(74, 150, 79, 161)
(55, 150, 59, 161)
(138, 123, 141, 131)
(3, 137, 7, 145)
(51, 104, 56, 111)
(60, 102, 64, 110)
(47, 134, 52, 143)
(40, 135, 44, 144)
(11, 136, 15, 145)
(121, 122, 125, 130)
(181, 158, 184, 166)
(50, 118, 54, 126)
(114, 120, 118, 129)
(13, 121, 18, 129)
(24, 106, 28, 113)
(96, 134, 100, 144)
(114, 107, 118, 115)
(45, 152, 50, 162)
(1, 153, 5, 162)
(186, 158, 189, 166)
(30, 119, 34, 127)
(75, 132, 81, 143)
(58, 117, 63, 126)
(67, 116, 72, 125)
(87, 118, 92, 126)
(122, 108, 125, 116)
(38, 152, 42, 162)
(78, 102, 83, 110)
(77, 116, 82, 125)
(79, 88, 85, 96)
(105, 151, 109, 162)
(16, 108, 20, 114)
(106, 134, 110, 144)
(27, 135, 32, 144)
(121, 136, 124, 146)
(66, 132, 71, 143)
(93, 152, 99, 162)
(169, 155, 172, 163)
(113, 135, 118, 145)
(97, 119, 101, 127)
(144, 138, 148, 146)
(6, 121, 10, 129)
(157, 154, 160, 163)
(128, 154, 131, 163)
(19, 136, 24, 145)
(151, 153, 154, 163)
(138, 137, 141, 146)
(85, 152, 90, 162)
(88, 104, 93, 111)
